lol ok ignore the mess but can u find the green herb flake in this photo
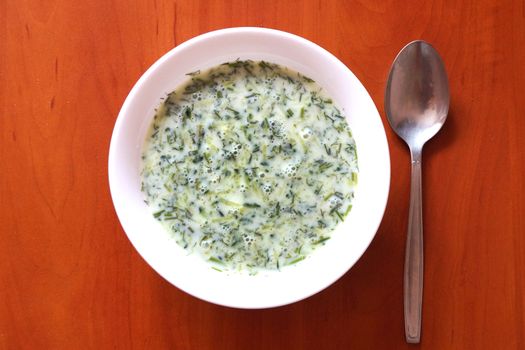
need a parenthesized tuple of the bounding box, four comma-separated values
(314, 237, 330, 245)
(209, 256, 224, 265)
(286, 256, 305, 265)
(244, 203, 261, 208)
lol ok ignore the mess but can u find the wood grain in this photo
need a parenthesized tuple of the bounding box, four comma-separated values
(1, 0, 524, 348)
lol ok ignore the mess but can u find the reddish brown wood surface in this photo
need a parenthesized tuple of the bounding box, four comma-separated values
(1, 0, 524, 348)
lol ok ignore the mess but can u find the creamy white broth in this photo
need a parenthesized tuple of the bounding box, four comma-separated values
(141, 60, 358, 271)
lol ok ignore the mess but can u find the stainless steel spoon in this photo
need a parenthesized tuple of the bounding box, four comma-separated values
(385, 40, 449, 343)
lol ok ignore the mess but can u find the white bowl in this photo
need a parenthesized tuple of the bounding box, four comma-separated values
(108, 27, 390, 309)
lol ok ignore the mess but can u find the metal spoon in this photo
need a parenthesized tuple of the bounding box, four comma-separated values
(385, 40, 449, 343)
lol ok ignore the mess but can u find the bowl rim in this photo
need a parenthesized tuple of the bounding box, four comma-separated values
(108, 27, 390, 309)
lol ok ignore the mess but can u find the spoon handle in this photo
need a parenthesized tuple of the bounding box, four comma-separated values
(404, 147, 424, 343)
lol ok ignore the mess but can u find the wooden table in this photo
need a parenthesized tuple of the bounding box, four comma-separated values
(2, 1, 524, 348)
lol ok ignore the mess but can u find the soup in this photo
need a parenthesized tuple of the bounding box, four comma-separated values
(141, 60, 358, 272)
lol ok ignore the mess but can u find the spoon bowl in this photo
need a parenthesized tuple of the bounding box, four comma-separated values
(386, 41, 449, 148)
(385, 40, 449, 343)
